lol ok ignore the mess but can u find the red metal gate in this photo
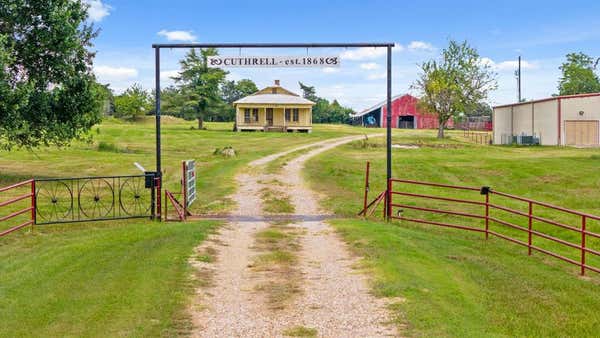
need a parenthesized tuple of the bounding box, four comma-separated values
(360, 162, 600, 276)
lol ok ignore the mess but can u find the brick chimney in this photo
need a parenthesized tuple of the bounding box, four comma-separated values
(274, 80, 280, 86)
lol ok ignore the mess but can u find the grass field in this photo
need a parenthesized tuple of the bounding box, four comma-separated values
(0, 219, 219, 337)
(3, 119, 600, 336)
(305, 129, 600, 336)
(0, 117, 371, 215)
(0, 118, 369, 336)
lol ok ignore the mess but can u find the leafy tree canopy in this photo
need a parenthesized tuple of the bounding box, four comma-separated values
(558, 52, 600, 95)
(0, 0, 102, 149)
(299, 82, 354, 124)
(413, 40, 497, 138)
(114, 84, 152, 121)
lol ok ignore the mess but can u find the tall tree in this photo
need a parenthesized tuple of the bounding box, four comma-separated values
(172, 48, 227, 128)
(221, 79, 258, 104)
(413, 40, 497, 138)
(299, 82, 319, 102)
(114, 84, 152, 120)
(0, 0, 101, 150)
(558, 52, 600, 95)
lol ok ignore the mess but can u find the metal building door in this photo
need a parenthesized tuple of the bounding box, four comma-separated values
(565, 120, 599, 146)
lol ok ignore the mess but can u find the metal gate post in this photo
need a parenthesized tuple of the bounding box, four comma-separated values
(581, 216, 587, 275)
(363, 161, 370, 214)
(385, 45, 392, 221)
(31, 179, 36, 231)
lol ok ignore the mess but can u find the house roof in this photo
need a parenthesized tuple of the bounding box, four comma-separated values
(233, 81, 315, 106)
(234, 94, 314, 105)
(351, 94, 412, 117)
(493, 92, 600, 109)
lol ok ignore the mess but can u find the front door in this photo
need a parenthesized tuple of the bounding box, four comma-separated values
(266, 108, 273, 126)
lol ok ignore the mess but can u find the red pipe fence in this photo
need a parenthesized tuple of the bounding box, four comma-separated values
(384, 178, 600, 276)
(0, 179, 35, 237)
(359, 163, 600, 277)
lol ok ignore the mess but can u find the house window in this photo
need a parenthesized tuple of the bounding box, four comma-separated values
(244, 108, 251, 123)
(293, 108, 299, 122)
(272, 88, 277, 94)
(285, 108, 291, 122)
(252, 108, 259, 122)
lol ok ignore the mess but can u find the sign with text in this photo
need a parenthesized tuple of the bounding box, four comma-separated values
(207, 55, 340, 68)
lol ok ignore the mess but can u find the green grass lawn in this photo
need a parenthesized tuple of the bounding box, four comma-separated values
(305, 129, 600, 336)
(0, 117, 372, 215)
(0, 117, 370, 336)
(0, 219, 219, 337)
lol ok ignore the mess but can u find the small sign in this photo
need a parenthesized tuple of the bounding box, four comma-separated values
(207, 55, 340, 68)
(184, 160, 196, 208)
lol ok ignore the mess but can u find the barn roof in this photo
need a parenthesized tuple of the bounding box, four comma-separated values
(351, 94, 414, 117)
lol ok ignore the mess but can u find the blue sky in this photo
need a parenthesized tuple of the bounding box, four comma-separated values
(88, 0, 600, 110)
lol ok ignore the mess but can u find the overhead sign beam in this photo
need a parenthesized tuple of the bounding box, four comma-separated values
(153, 42, 394, 220)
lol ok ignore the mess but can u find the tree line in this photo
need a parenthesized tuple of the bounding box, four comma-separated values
(107, 48, 355, 127)
(1, 0, 599, 148)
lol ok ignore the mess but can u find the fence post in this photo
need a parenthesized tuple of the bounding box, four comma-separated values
(485, 192, 489, 239)
(528, 201, 533, 255)
(581, 216, 587, 275)
(31, 179, 36, 232)
(363, 161, 370, 215)
(155, 177, 161, 221)
(386, 178, 392, 221)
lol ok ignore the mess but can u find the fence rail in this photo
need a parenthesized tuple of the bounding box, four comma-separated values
(362, 173, 600, 276)
(0, 179, 35, 237)
(462, 129, 491, 145)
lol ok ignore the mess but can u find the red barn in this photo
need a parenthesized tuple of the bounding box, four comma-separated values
(353, 94, 453, 129)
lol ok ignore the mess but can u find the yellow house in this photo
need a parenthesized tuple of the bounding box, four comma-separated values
(234, 80, 314, 132)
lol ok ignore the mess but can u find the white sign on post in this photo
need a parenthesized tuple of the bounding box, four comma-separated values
(207, 55, 340, 68)
(184, 160, 196, 208)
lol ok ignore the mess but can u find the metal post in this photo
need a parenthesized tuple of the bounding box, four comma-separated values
(155, 177, 161, 221)
(363, 161, 370, 214)
(581, 216, 587, 275)
(485, 193, 489, 239)
(528, 201, 533, 255)
(152, 47, 162, 221)
(386, 45, 392, 221)
(517, 55, 522, 102)
(182, 161, 187, 220)
(31, 180, 36, 231)
(154, 47, 162, 179)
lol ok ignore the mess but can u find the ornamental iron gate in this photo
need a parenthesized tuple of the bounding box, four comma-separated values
(34, 174, 157, 225)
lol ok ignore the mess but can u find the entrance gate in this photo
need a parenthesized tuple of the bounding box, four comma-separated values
(153, 42, 396, 220)
(0, 174, 160, 237)
(34, 174, 158, 225)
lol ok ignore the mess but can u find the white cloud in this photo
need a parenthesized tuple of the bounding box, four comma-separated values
(322, 67, 339, 73)
(340, 44, 403, 61)
(480, 57, 538, 71)
(360, 62, 380, 70)
(160, 70, 180, 80)
(407, 41, 435, 52)
(85, 0, 111, 22)
(94, 65, 138, 80)
(366, 72, 386, 80)
(157, 30, 197, 42)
